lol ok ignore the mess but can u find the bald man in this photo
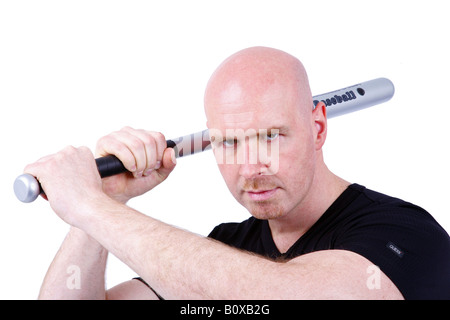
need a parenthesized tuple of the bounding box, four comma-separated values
(27, 47, 449, 300)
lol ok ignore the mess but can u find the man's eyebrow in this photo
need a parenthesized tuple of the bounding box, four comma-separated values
(219, 126, 289, 139)
(265, 126, 289, 134)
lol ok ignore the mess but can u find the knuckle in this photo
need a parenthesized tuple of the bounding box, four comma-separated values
(108, 139, 128, 156)
(64, 145, 76, 153)
(153, 131, 166, 141)
(153, 131, 165, 140)
(97, 133, 110, 143)
(140, 134, 154, 147)
(120, 126, 133, 132)
(58, 146, 74, 159)
(110, 139, 124, 151)
(150, 131, 167, 152)
(95, 134, 111, 150)
(97, 133, 122, 149)
(130, 137, 145, 151)
(110, 130, 123, 139)
(79, 146, 92, 155)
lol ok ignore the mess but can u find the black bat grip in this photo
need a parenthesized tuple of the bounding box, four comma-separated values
(96, 139, 176, 178)
(95, 155, 127, 178)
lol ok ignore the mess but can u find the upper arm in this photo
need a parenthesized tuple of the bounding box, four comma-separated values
(106, 279, 160, 300)
(281, 249, 404, 300)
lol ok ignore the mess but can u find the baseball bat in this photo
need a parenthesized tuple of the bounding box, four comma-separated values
(14, 78, 394, 203)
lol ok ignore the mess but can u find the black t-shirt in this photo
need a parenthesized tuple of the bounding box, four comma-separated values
(208, 184, 450, 300)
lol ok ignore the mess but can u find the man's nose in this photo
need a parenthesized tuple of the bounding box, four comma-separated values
(238, 140, 269, 179)
(238, 162, 267, 179)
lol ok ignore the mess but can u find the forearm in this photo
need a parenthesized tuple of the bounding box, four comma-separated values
(73, 196, 403, 300)
(38, 227, 108, 300)
(80, 197, 281, 299)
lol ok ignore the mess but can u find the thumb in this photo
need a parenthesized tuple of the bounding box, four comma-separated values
(157, 147, 177, 179)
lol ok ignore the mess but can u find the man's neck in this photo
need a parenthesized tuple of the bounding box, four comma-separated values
(268, 164, 350, 254)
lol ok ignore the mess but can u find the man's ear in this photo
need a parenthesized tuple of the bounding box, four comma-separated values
(312, 101, 327, 150)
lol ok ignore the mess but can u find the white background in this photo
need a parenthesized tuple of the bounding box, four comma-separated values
(0, 0, 448, 299)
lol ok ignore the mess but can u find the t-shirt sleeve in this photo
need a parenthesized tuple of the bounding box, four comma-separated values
(208, 223, 230, 240)
(334, 203, 450, 300)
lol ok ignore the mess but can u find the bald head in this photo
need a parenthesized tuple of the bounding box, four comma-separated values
(204, 47, 313, 127)
(203, 47, 330, 221)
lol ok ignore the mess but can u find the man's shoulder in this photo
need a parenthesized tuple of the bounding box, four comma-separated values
(347, 183, 414, 207)
(335, 184, 449, 245)
(345, 184, 435, 220)
(337, 184, 450, 299)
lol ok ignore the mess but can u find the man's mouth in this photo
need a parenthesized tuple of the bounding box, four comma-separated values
(246, 188, 279, 201)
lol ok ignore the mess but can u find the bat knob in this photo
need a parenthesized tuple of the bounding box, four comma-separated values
(14, 173, 41, 203)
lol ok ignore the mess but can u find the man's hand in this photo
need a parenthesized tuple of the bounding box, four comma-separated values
(95, 127, 177, 203)
(23, 127, 177, 225)
(24, 146, 106, 226)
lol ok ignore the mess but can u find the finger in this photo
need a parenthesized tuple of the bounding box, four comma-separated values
(121, 128, 168, 175)
(96, 132, 139, 174)
(117, 130, 149, 177)
(96, 128, 169, 177)
(157, 147, 177, 180)
(119, 128, 162, 176)
(23, 152, 55, 180)
(148, 131, 167, 172)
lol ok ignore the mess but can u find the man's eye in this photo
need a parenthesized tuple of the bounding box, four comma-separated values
(223, 138, 237, 148)
(268, 132, 279, 140)
(262, 132, 279, 142)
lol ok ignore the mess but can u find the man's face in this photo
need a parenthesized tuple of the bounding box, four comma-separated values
(206, 80, 317, 221)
